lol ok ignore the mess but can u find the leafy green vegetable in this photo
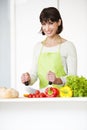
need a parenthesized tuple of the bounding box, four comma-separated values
(65, 75, 87, 97)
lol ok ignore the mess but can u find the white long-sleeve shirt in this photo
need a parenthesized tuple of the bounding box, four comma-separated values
(29, 40, 77, 85)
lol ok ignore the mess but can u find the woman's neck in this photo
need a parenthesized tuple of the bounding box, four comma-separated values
(44, 35, 63, 47)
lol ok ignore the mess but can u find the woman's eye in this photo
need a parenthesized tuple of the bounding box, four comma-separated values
(41, 22, 46, 25)
(42, 23, 46, 25)
(48, 22, 53, 24)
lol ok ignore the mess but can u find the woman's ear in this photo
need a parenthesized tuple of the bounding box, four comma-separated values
(40, 27, 45, 35)
(58, 19, 61, 26)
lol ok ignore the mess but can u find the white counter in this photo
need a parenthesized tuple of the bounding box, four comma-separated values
(0, 98, 87, 130)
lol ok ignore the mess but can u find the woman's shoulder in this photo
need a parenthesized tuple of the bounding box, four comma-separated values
(60, 40, 77, 56)
(33, 41, 44, 55)
(61, 40, 76, 49)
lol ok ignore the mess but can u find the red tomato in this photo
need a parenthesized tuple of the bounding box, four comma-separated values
(35, 90, 40, 95)
(32, 94, 36, 98)
(40, 92, 46, 98)
(28, 94, 33, 98)
(35, 94, 40, 98)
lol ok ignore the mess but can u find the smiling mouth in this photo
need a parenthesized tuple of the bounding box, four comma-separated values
(45, 32, 52, 34)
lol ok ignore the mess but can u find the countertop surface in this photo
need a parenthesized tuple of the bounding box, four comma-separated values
(0, 97, 87, 102)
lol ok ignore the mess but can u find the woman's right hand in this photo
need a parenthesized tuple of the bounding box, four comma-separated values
(21, 72, 31, 85)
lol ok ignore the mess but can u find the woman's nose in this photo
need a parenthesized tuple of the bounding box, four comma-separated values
(45, 24, 49, 31)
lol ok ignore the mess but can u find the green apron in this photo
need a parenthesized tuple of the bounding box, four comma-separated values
(38, 43, 66, 89)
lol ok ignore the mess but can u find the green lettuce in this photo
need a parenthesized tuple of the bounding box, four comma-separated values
(65, 75, 87, 97)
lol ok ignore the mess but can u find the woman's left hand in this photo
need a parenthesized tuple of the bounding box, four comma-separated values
(47, 71, 56, 83)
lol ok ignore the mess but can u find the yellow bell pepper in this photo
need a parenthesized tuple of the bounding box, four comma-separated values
(60, 86, 72, 97)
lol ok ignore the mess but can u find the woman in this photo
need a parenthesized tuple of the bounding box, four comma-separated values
(21, 7, 77, 89)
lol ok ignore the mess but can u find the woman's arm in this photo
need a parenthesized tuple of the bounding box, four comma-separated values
(29, 42, 42, 85)
(59, 41, 77, 84)
(47, 41, 77, 85)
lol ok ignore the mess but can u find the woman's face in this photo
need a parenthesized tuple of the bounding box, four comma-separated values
(41, 20, 60, 37)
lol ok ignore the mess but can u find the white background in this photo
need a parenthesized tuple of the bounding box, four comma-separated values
(11, 0, 87, 94)
(0, 1, 87, 130)
(0, 0, 87, 89)
(59, 0, 87, 77)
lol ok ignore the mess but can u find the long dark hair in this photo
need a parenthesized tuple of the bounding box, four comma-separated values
(39, 7, 63, 35)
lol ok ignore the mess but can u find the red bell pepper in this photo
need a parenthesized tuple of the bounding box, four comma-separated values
(45, 87, 59, 97)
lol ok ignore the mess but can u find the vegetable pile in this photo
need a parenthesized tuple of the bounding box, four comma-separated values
(23, 87, 60, 98)
(65, 75, 87, 97)
(23, 75, 87, 98)
(24, 90, 46, 98)
(23, 86, 73, 98)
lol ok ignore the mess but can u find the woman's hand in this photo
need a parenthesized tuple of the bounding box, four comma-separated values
(47, 71, 56, 83)
(21, 72, 31, 85)
(47, 71, 63, 84)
